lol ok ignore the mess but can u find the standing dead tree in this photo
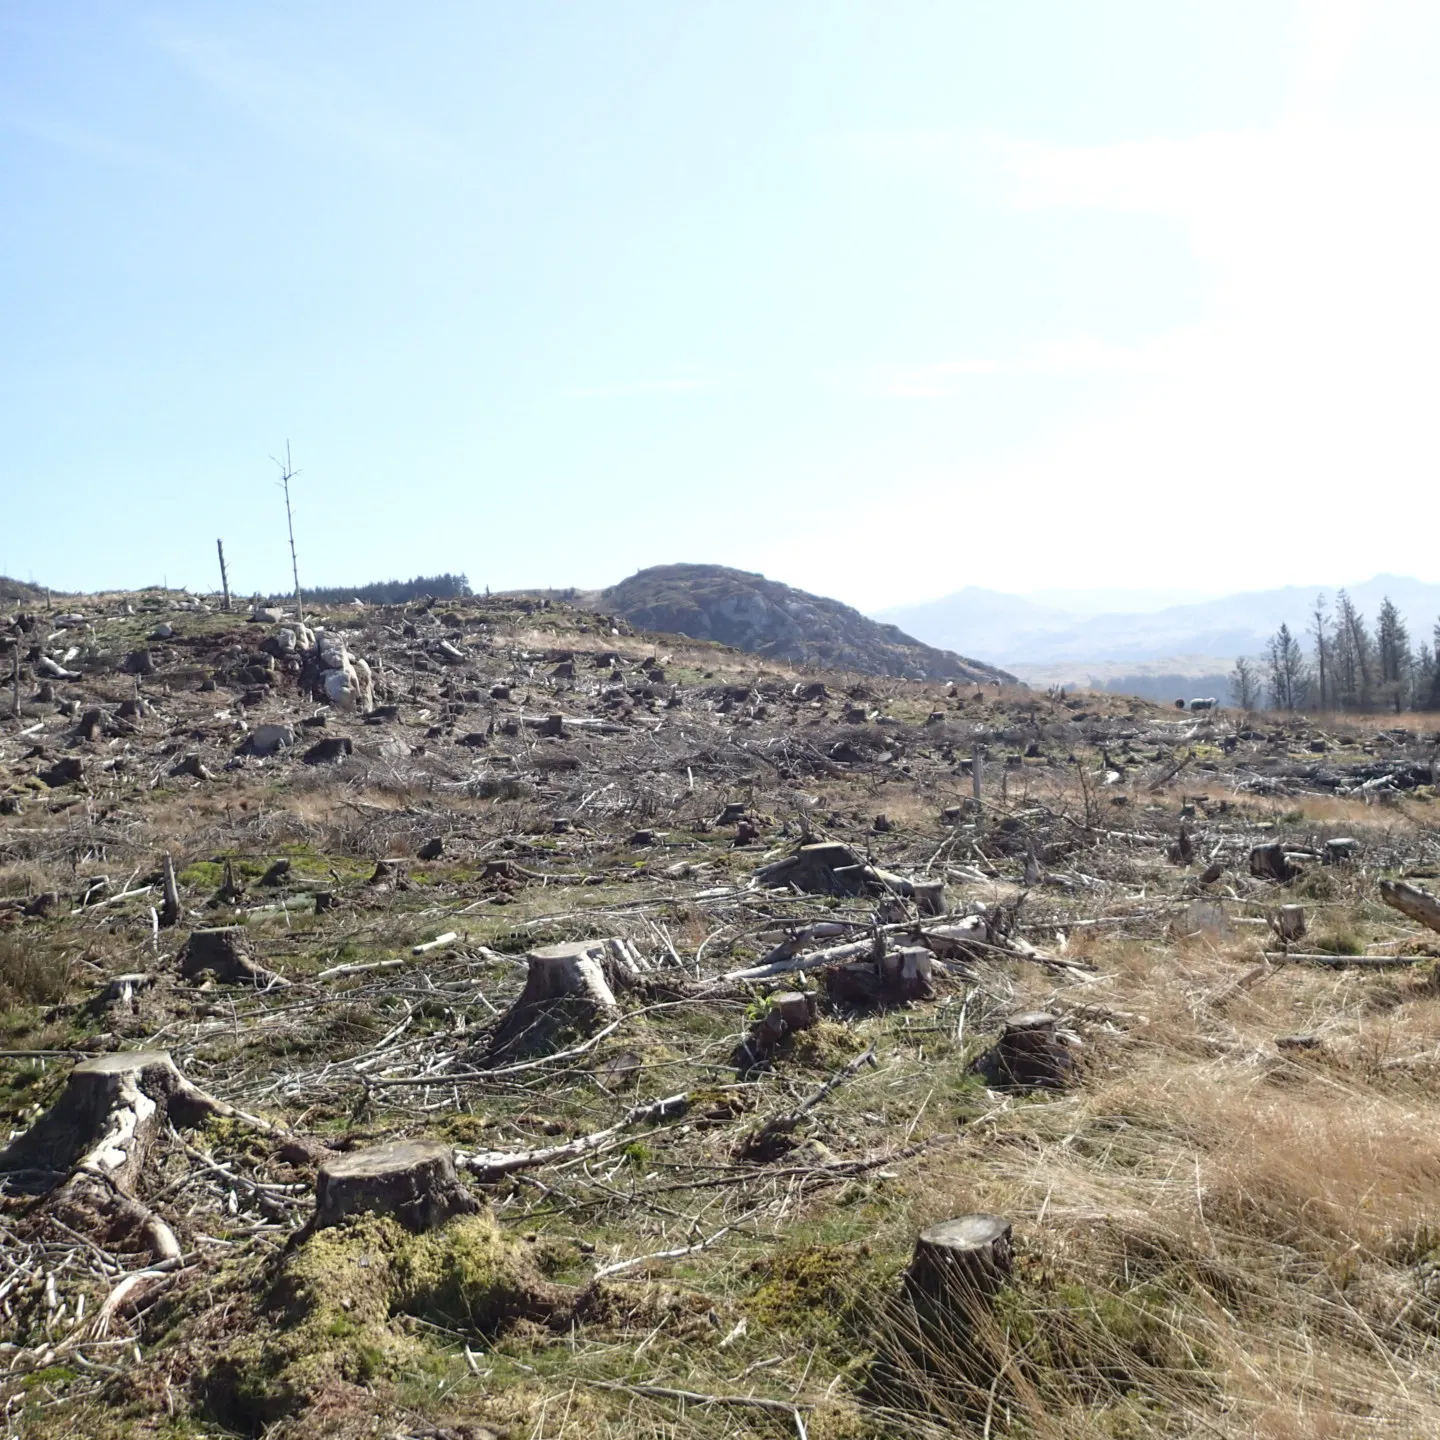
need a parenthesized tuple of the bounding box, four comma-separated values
(274, 441, 304, 621)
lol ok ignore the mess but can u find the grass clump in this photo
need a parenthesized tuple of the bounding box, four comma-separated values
(0, 935, 70, 1006)
(1312, 928, 1365, 955)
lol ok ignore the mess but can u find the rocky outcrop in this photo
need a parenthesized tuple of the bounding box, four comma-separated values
(601, 565, 1014, 683)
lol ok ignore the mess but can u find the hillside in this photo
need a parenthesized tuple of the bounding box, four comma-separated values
(602, 563, 1015, 683)
(3, 586, 1440, 1438)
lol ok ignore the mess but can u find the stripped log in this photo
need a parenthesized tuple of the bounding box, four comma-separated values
(1381, 879, 1440, 935)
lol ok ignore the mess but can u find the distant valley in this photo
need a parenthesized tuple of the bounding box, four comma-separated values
(877, 574, 1440, 703)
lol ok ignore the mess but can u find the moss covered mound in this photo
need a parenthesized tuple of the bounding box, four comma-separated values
(206, 1211, 577, 1428)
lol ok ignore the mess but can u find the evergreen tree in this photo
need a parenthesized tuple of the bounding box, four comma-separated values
(1376, 597, 1414, 712)
(1230, 656, 1261, 712)
(1333, 590, 1374, 709)
(1266, 623, 1309, 711)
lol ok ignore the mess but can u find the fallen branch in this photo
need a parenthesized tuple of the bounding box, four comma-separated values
(593, 1211, 756, 1281)
(578, 1379, 809, 1440)
(1264, 951, 1431, 968)
(457, 1092, 688, 1182)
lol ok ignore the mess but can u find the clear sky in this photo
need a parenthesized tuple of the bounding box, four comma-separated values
(4, 2, 1439, 609)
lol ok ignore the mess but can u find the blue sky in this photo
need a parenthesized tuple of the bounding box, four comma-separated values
(4, 2, 1439, 608)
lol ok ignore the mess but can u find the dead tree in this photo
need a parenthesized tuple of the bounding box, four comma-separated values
(216, 538, 231, 612)
(159, 852, 181, 929)
(274, 441, 304, 620)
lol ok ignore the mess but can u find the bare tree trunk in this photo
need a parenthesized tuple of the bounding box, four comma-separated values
(216, 538, 231, 612)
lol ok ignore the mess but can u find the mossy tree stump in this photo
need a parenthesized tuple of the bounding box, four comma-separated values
(312, 1139, 479, 1234)
(732, 990, 817, 1069)
(0, 1050, 281, 1262)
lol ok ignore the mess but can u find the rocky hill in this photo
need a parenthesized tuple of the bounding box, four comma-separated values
(601, 563, 1014, 683)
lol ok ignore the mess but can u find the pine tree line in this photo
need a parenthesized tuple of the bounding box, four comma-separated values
(1232, 592, 1440, 713)
(273, 573, 473, 607)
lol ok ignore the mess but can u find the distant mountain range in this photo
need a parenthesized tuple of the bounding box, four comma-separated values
(876, 574, 1440, 704)
(599, 564, 1014, 683)
(879, 575, 1440, 666)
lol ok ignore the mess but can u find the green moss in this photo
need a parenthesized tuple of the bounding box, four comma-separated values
(206, 1211, 562, 1427)
(786, 1019, 870, 1069)
(746, 1243, 880, 1351)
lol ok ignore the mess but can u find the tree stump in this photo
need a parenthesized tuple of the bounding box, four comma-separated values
(180, 927, 288, 987)
(974, 1012, 1077, 1091)
(828, 944, 934, 1008)
(1324, 837, 1357, 865)
(1249, 842, 1297, 882)
(905, 1214, 1014, 1313)
(367, 858, 410, 891)
(486, 940, 621, 1061)
(879, 947, 934, 1001)
(312, 1139, 479, 1234)
(0, 1050, 282, 1262)
(1269, 905, 1307, 946)
(732, 990, 817, 1069)
(913, 880, 947, 917)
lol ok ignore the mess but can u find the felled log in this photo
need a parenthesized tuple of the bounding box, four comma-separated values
(1381, 879, 1440, 935)
(973, 1012, 1078, 1091)
(180, 927, 288, 988)
(311, 1139, 479, 1234)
